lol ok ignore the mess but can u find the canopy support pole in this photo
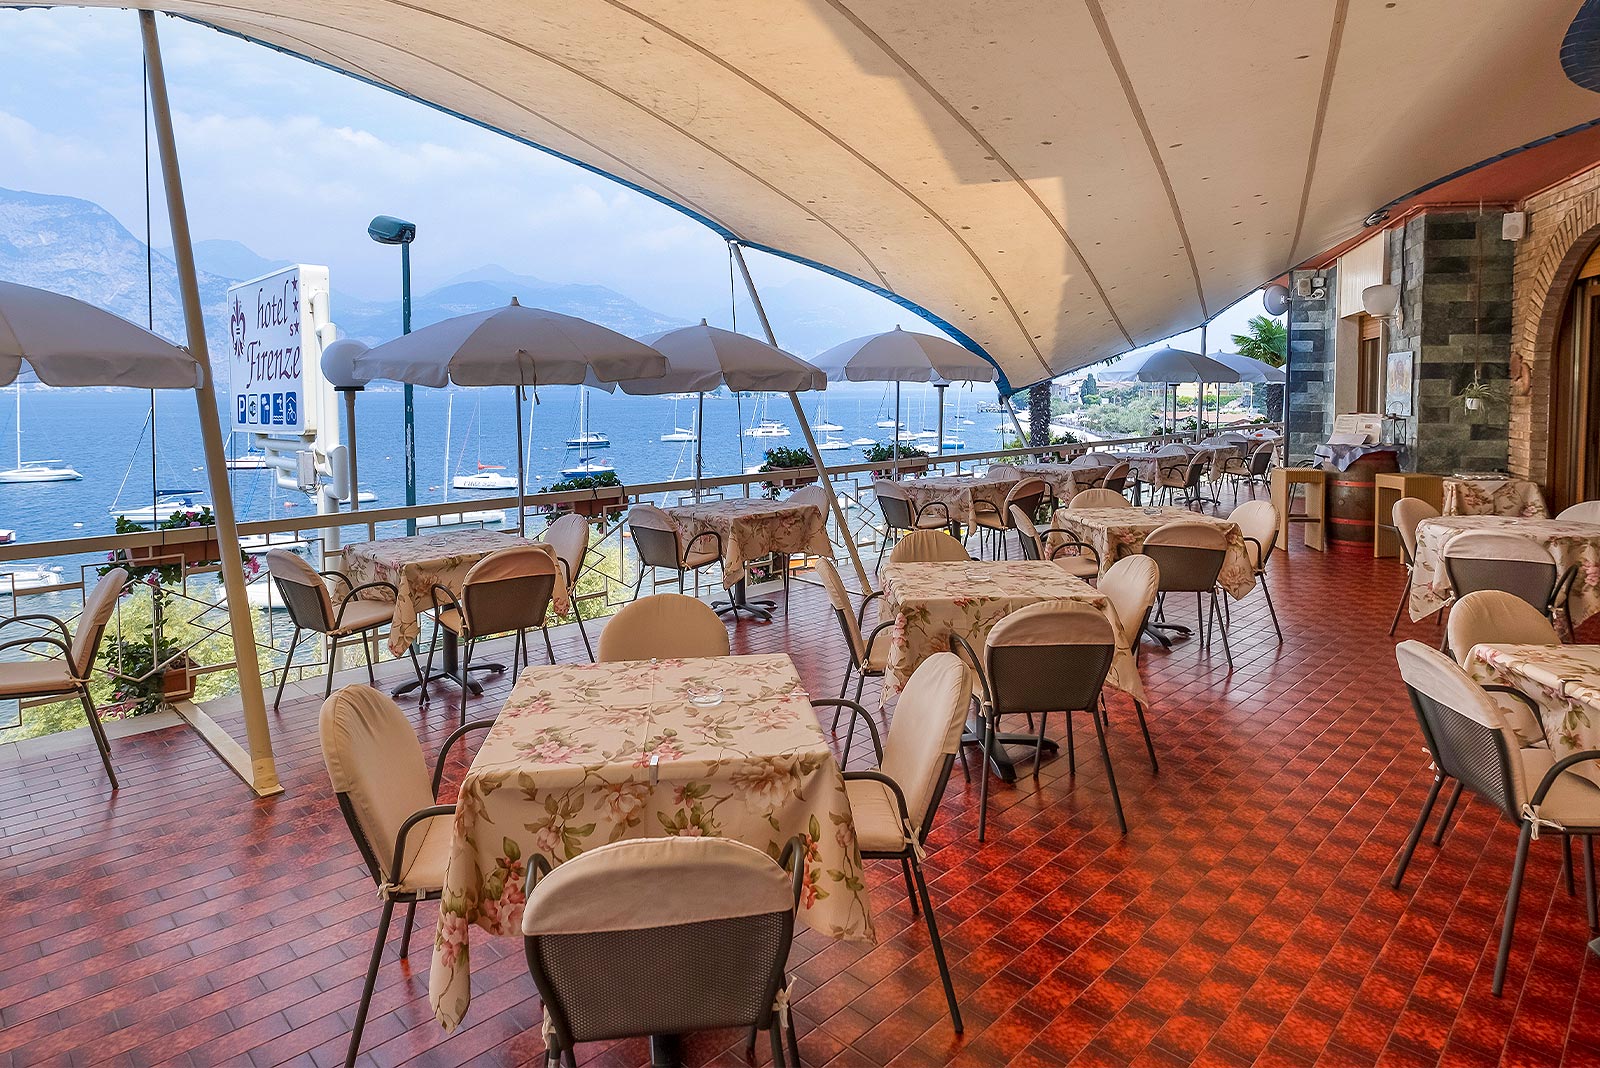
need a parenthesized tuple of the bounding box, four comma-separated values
(935, 383, 946, 458)
(514, 385, 526, 537)
(1005, 396, 1028, 453)
(729, 243, 872, 592)
(893, 380, 901, 477)
(141, 10, 280, 798)
(695, 392, 705, 497)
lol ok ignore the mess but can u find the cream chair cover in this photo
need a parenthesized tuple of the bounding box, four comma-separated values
(815, 557, 871, 664)
(1558, 502, 1600, 524)
(598, 592, 731, 662)
(1099, 555, 1159, 655)
(1229, 500, 1279, 569)
(888, 529, 969, 564)
(1069, 489, 1131, 510)
(1393, 497, 1441, 559)
(1442, 530, 1558, 566)
(1448, 590, 1561, 665)
(984, 465, 1021, 482)
(541, 512, 590, 584)
(1145, 520, 1230, 552)
(986, 598, 1116, 651)
(73, 567, 128, 678)
(267, 548, 336, 622)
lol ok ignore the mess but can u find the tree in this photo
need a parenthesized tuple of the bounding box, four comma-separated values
(1232, 314, 1287, 421)
(1079, 372, 1098, 402)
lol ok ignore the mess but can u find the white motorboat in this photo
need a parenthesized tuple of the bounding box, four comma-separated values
(0, 566, 65, 592)
(0, 529, 14, 544)
(818, 437, 850, 451)
(113, 492, 210, 526)
(875, 419, 904, 430)
(850, 436, 875, 447)
(0, 384, 81, 484)
(238, 533, 309, 555)
(745, 419, 791, 438)
(560, 456, 615, 478)
(417, 509, 506, 530)
(453, 469, 518, 491)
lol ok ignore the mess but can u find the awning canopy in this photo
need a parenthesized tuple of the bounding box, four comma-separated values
(90, 1, 1600, 391)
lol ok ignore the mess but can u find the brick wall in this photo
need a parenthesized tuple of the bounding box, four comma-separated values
(1285, 268, 1336, 461)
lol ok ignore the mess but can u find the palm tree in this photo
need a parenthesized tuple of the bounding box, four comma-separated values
(1232, 315, 1287, 420)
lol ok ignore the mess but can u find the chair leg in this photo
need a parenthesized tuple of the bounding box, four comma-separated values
(1259, 571, 1283, 642)
(910, 856, 963, 1034)
(363, 630, 377, 685)
(573, 612, 595, 662)
(460, 641, 473, 728)
(900, 856, 920, 915)
(1213, 592, 1233, 668)
(541, 626, 557, 666)
(346, 897, 394, 1068)
(978, 713, 994, 842)
(785, 1010, 801, 1068)
(274, 627, 301, 712)
(1032, 711, 1048, 779)
(1064, 704, 1076, 774)
(399, 900, 417, 959)
(1131, 698, 1158, 773)
(769, 1022, 785, 1068)
(834, 663, 853, 727)
(324, 637, 339, 700)
(1090, 702, 1128, 834)
(1389, 571, 1413, 636)
(77, 689, 117, 789)
(1565, 835, 1577, 897)
(1391, 773, 1444, 889)
(1492, 823, 1534, 997)
(1586, 837, 1598, 932)
(1432, 780, 1464, 846)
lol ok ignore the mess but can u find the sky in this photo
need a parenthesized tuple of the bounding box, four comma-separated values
(0, 6, 1275, 376)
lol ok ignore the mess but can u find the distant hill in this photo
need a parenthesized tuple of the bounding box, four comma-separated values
(160, 239, 289, 283)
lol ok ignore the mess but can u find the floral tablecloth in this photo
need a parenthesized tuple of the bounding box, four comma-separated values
(429, 653, 871, 1030)
(1467, 643, 1600, 787)
(899, 475, 1011, 528)
(1016, 463, 1106, 502)
(1052, 506, 1257, 599)
(878, 560, 1143, 704)
(342, 531, 568, 657)
(664, 497, 832, 587)
(1409, 515, 1600, 624)
(1442, 477, 1549, 518)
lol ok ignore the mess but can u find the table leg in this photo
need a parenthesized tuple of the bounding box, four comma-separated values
(964, 716, 1058, 784)
(390, 631, 499, 698)
(713, 577, 777, 622)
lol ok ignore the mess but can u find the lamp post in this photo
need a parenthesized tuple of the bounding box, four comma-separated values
(368, 215, 417, 535)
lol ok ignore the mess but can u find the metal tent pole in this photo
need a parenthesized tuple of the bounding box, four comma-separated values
(343, 389, 361, 513)
(893, 380, 901, 477)
(141, 10, 279, 797)
(935, 383, 946, 458)
(514, 384, 526, 536)
(695, 392, 705, 497)
(729, 243, 871, 591)
(1005, 395, 1029, 451)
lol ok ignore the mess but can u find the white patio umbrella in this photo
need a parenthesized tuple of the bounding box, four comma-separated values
(1204, 350, 1285, 429)
(1098, 346, 1242, 435)
(355, 298, 667, 534)
(813, 326, 997, 472)
(0, 281, 204, 388)
(629, 320, 826, 494)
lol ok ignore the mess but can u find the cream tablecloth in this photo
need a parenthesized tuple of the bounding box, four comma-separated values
(664, 497, 831, 587)
(878, 559, 1143, 704)
(1409, 515, 1600, 624)
(899, 475, 1011, 528)
(1016, 462, 1106, 502)
(342, 531, 568, 657)
(1467, 643, 1600, 787)
(1052, 506, 1257, 599)
(429, 653, 871, 1029)
(1442, 477, 1549, 518)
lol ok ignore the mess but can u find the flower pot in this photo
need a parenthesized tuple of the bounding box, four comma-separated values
(562, 496, 621, 519)
(1464, 398, 1482, 411)
(771, 473, 816, 490)
(127, 536, 222, 567)
(872, 459, 929, 479)
(160, 658, 199, 703)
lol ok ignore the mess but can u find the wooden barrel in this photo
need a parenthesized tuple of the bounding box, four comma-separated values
(1326, 451, 1400, 549)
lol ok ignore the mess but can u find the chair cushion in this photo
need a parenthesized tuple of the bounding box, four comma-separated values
(330, 599, 396, 636)
(845, 778, 910, 853)
(393, 811, 454, 893)
(434, 607, 466, 635)
(863, 635, 892, 672)
(914, 513, 952, 530)
(1519, 748, 1600, 827)
(684, 546, 721, 569)
(0, 659, 79, 697)
(1494, 692, 1549, 750)
(1052, 554, 1101, 579)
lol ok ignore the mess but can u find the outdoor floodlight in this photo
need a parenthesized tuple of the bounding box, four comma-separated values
(367, 215, 416, 245)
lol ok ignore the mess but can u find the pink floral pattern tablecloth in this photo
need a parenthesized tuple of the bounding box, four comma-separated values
(428, 653, 871, 1030)
(1467, 643, 1600, 787)
(342, 531, 568, 657)
(664, 497, 832, 587)
(1442, 477, 1549, 518)
(1052, 506, 1257, 599)
(878, 560, 1144, 704)
(1016, 463, 1107, 502)
(1408, 515, 1600, 625)
(898, 475, 1011, 528)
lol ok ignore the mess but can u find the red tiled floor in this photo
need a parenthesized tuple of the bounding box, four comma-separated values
(4, 515, 1600, 1066)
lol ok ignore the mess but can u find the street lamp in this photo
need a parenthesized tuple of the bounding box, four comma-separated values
(368, 215, 418, 535)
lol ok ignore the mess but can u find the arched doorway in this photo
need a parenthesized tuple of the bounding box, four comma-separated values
(1549, 236, 1600, 513)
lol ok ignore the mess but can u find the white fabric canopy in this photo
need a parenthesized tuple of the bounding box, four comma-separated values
(814, 326, 998, 384)
(1205, 350, 1287, 384)
(1098, 347, 1240, 385)
(629, 320, 824, 394)
(78, 2, 1600, 389)
(0, 280, 203, 389)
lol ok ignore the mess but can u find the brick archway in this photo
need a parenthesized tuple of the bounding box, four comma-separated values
(1509, 188, 1600, 482)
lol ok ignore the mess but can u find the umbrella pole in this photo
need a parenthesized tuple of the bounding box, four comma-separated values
(695, 392, 704, 499)
(515, 385, 526, 537)
(729, 242, 871, 591)
(141, 10, 278, 797)
(893, 380, 901, 477)
(936, 383, 946, 458)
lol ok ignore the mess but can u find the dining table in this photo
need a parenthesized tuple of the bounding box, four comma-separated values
(1051, 506, 1257, 598)
(1466, 642, 1600, 786)
(1408, 515, 1600, 625)
(1014, 461, 1108, 504)
(898, 473, 1010, 530)
(428, 653, 872, 1032)
(341, 529, 568, 695)
(1442, 475, 1549, 518)
(664, 496, 832, 621)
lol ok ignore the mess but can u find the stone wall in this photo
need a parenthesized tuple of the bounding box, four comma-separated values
(1285, 267, 1335, 460)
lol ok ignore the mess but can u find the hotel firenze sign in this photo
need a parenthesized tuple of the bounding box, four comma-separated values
(226, 265, 329, 435)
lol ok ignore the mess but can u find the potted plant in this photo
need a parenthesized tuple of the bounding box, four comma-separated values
(120, 506, 224, 568)
(863, 441, 931, 478)
(102, 630, 195, 715)
(757, 446, 817, 498)
(547, 470, 627, 519)
(1458, 379, 1496, 412)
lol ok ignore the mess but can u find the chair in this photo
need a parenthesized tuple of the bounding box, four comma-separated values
(814, 558, 891, 717)
(540, 513, 596, 661)
(1101, 462, 1131, 495)
(627, 504, 721, 597)
(1388, 497, 1440, 635)
(522, 836, 806, 1067)
(887, 529, 970, 564)
(776, 484, 831, 601)
(1445, 589, 1557, 750)
(824, 653, 970, 1033)
(1097, 555, 1161, 771)
(1441, 530, 1575, 641)
(597, 593, 730, 662)
(972, 601, 1124, 837)
(320, 685, 492, 1068)
(1153, 446, 1194, 506)
(1142, 521, 1233, 668)
(1070, 488, 1132, 510)
(1391, 641, 1600, 996)
(973, 478, 1047, 558)
(873, 480, 955, 548)
(268, 549, 404, 711)
(426, 546, 560, 722)
(1558, 501, 1600, 523)
(1230, 499, 1283, 641)
(1012, 505, 1100, 579)
(984, 464, 1022, 482)
(0, 567, 127, 786)
(1174, 450, 1217, 509)
(1223, 441, 1276, 500)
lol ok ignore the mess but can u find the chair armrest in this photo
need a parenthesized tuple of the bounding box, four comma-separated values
(811, 697, 883, 763)
(0, 614, 72, 647)
(1527, 749, 1600, 809)
(523, 853, 553, 899)
(945, 632, 992, 708)
(432, 719, 497, 798)
(1552, 565, 1580, 611)
(387, 804, 456, 887)
(1042, 526, 1100, 566)
(855, 588, 884, 630)
(682, 529, 723, 564)
(319, 569, 355, 599)
(335, 581, 401, 628)
(1242, 535, 1265, 571)
(427, 582, 462, 621)
(916, 500, 951, 522)
(860, 620, 896, 668)
(777, 834, 808, 910)
(0, 635, 72, 662)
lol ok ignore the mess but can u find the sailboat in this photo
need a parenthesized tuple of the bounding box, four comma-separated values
(560, 454, 615, 478)
(0, 383, 81, 483)
(454, 463, 518, 491)
(424, 394, 504, 528)
(818, 436, 850, 451)
(113, 490, 209, 526)
(813, 397, 843, 433)
(743, 393, 790, 437)
(660, 395, 697, 442)
(565, 389, 610, 448)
